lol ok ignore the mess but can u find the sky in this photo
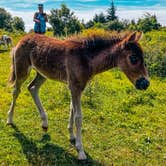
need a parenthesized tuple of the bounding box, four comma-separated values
(0, 0, 166, 31)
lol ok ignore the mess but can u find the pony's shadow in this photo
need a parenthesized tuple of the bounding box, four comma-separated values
(0, 49, 7, 53)
(12, 125, 102, 166)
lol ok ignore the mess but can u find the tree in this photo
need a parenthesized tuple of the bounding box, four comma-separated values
(137, 13, 161, 32)
(107, 0, 118, 21)
(0, 8, 12, 31)
(0, 8, 25, 32)
(93, 12, 107, 23)
(12, 16, 25, 31)
(128, 19, 137, 31)
(84, 20, 95, 29)
(48, 4, 83, 36)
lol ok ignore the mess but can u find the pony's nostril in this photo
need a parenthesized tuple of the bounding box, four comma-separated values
(135, 77, 150, 90)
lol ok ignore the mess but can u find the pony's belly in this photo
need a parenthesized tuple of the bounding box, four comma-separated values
(32, 65, 67, 82)
(44, 69, 67, 82)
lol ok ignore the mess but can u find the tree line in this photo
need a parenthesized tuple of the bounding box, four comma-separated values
(0, 8, 25, 32)
(48, 2, 161, 36)
(0, 1, 162, 34)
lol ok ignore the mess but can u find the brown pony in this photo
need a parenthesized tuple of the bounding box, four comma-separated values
(7, 31, 149, 160)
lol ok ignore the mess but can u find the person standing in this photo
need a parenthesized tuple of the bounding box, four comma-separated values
(33, 4, 48, 34)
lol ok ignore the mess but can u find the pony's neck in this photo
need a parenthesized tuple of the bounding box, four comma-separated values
(90, 44, 120, 75)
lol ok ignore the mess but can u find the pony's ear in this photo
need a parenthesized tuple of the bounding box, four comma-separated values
(125, 32, 143, 43)
(135, 31, 143, 42)
(120, 32, 143, 49)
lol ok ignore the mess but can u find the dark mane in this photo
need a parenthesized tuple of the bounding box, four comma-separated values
(66, 31, 130, 54)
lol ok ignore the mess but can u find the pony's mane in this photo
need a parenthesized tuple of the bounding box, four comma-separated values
(66, 30, 131, 52)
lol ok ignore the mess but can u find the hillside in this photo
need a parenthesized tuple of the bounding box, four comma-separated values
(0, 30, 166, 165)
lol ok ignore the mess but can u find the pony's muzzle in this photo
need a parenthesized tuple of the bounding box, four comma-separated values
(135, 77, 150, 90)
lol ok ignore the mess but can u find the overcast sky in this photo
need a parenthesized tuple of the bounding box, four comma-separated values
(0, 0, 166, 31)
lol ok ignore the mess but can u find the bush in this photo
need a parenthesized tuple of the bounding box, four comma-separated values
(129, 13, 161, 33)
(105, 20, 126, 31)
(141, 30, 166, 77)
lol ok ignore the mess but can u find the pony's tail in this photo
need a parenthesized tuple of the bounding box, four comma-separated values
(8, 48, 16, 86)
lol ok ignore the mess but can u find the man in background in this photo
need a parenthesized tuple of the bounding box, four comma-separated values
(33, 4, 48, 34)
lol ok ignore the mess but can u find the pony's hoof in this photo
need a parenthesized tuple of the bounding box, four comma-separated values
(6, 122, 14, 127)
(7, 122, 13, 126)
(70, 138, 76, 145)
(78, 151, 87, 160)
(6, 119, 14, 125)
(42, 126, 48, 132)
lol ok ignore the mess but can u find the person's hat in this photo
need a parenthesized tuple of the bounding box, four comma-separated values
(38, 4, 43, 8)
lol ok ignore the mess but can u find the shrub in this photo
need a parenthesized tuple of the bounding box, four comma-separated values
(141, 30, 166, 77)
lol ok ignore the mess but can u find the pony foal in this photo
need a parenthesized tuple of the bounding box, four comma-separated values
(7, 31, 149, 160)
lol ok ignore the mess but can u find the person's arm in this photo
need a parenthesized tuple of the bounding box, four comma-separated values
(33, 12, 40, 23)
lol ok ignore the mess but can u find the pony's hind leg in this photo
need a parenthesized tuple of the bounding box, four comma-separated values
(7, 69, 30, 125)
(7, 80, 24, 125)
(28, 73, 48, 131)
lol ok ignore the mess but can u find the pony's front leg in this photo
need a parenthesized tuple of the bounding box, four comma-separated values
(70, 89, 87, 160)
(68, 102, 75, 143)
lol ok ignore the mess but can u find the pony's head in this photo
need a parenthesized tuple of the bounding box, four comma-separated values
(118, 32, 149, 90)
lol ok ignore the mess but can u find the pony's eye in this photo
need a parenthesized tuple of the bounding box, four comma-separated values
(129, 55, 138, 65)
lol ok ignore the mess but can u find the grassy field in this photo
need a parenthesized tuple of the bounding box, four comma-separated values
(0, 32, 166, 165)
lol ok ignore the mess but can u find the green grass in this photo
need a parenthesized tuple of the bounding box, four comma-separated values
(0, 32, 166, 165)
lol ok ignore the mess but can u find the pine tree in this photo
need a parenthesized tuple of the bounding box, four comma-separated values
(107, 0, 118, 21)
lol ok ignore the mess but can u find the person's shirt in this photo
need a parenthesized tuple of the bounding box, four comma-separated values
(34, 12, 47, 34)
